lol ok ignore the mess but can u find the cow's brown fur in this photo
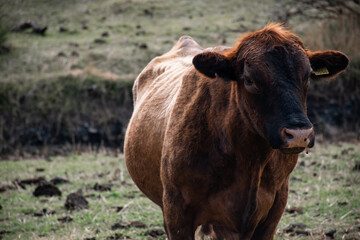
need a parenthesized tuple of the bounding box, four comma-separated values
(124, 23, 348, 239)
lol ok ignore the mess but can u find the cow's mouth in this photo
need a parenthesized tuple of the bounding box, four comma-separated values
(279, 147, 305, 154)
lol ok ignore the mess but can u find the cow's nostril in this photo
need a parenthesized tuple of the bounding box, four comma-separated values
(281, 127, 314, 148)
(285, 131, 293, 139)
(283, 128, 295, 140)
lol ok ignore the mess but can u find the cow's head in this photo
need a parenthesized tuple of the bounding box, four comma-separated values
(193, 23, 349, 154)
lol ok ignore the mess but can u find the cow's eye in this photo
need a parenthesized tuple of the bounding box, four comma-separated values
(244, 76, 260, 94)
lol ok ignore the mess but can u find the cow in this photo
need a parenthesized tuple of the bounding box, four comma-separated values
(124, 23, 349, 240)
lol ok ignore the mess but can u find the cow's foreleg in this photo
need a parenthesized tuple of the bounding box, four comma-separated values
(162, 187, 195, 240)
(251, 179, 289, 240)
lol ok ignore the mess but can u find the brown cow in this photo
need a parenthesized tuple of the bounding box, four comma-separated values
(124, 23, 348, 240)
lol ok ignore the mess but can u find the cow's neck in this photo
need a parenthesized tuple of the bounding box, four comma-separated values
(222, 82, 272, 164)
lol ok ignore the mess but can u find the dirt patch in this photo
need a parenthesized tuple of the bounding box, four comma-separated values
(285, 206, 303, 214)
(147, 228, 166, 237)
(284, 223, 310, 236)
(93, 183, 112, 191)
(50, 177, 70, 185)
(106, 233, 125, 240)
(17, 176, 46, 186)
(65, 192, 89, 210)
(111, 221, 147, 230)
(34, 208, 56, 217)
(0, 184, 16, 193)
(33, 182, 62, 197)
(57, 216, 73, 223)
(353, 162, 360, 171)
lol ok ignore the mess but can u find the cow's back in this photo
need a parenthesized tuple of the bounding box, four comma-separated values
(124, 36, 203, 206)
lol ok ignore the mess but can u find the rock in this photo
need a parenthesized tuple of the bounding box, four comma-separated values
(33, 182, 61, 197)
(65, 192, 88, 210)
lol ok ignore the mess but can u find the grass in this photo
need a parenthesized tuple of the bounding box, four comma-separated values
(0, 143, 359, 239)
(0, 1, 359, 238)
(0, 153, 164, 240)
(276, 143, 360, 239)
(0, 0, 276, 83)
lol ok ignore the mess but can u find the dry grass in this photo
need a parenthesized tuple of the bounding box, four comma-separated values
(303, 14, 360, 58)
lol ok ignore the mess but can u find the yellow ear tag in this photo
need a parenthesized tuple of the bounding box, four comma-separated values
(314, 67, 329, 76)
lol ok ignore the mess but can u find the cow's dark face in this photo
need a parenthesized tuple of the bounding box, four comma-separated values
(239, 45, 314, 154)
(193, 24, 349, 154)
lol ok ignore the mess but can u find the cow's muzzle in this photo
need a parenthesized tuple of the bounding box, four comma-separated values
(279, 127, 315, 154)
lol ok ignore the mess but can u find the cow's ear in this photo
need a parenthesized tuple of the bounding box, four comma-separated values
(308, 50, 349, 79)
(193, 52, 236, 80)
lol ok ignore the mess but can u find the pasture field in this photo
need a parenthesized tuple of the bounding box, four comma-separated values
(0, 0, 359, 156)
(0, 1, 359, 239)
(0, 142, 359, 240)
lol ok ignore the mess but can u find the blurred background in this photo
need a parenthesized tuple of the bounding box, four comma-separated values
(0, 0, 359, 158)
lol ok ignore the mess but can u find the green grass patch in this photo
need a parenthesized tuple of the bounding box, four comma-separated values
(0, 153, 164, 240)
(1, 143, 359, 239)
(276, 143, 360, 239)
